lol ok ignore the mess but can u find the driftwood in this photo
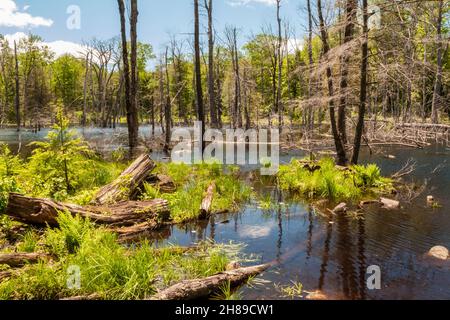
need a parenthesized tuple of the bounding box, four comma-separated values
(199, 183, 216, 220)
(0, 252, 50, 267)
(112, 221, 172, 243)
(150, 263, 270, 300)
(5, 193, 169, 227)
(147, 174, 176, 193)
(93, 154, 156, 205)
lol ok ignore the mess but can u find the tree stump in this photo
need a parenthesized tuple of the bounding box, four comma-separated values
(93, 154, 156, 205)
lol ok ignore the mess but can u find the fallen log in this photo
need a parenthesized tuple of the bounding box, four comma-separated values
(5, 193, 169, 227)
(199, 183, 216, 220)
(93, 154, 156, 205)
(147, 174, 177, 193)
(0, 252, 50, 268)
(0, 271, 12, 282)
(150, 263, 270, 300)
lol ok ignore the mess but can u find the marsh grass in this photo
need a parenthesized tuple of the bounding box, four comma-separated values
(276, 281, 304, 299)
(278, 158, 393, 202)
(142, 163, 253, 223)
(0, 212, 243, 300)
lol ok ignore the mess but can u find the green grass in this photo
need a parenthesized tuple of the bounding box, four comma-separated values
(278, 158, 393, 202)
(142, 163, 253, 223)
(0, 212, 242, 300)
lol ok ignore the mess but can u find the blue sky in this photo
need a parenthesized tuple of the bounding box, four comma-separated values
(0, 0, 308, 57)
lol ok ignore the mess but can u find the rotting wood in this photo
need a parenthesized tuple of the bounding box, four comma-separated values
(149, 263, 270, 300)
(93, 154, 156, 205)
(0, 271, 12, 282)
(0, 252, 50, 268)
(146, 174, 176, 193)
(199, 182, 216, 220)
(5, 193, 169, 227)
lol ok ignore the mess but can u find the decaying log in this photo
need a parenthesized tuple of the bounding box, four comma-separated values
(93, 154, 156, 205)
(112, 221, 172, 243)
(146, 174, 176, 193)
(60, 293, 102, 301)
(0, 271, 12, 282)
(150, 263, 270, 300)
(5, 193, 169, 227)
(0, 252, 50, 267)
(199, 183, 216, 220)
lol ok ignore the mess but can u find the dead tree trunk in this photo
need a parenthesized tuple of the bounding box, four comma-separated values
(150, 263, 270, 300)
(14, 41, 20, 132)
(276, 0, 283, 132)
(317, 0, 348, 166)
(337, 0, 357, 145)
(0, 253, 50, 268)
(194, 0, 205, 153)
(351, 0, 369, 165)
(199, 182, 216, 219)
(93, 154, 155, 205)
(431, 0, 444, 124)
(205, 0, 218, 128)
(5, 193, 169, 228)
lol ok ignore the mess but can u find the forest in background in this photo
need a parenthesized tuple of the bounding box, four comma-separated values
(0, 0, 448, 163)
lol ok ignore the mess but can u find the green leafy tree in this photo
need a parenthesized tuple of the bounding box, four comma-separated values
(28, 103, 92, 199)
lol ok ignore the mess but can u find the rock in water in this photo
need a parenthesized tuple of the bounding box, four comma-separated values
(380, 197, 400, 210)
(332, 203, 347, 214)
(428, 246, 449, 260)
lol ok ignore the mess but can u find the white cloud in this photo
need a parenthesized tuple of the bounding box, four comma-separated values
(0, 0, 53, 28)
(4, 32, 88, 59)
(227, 0, 276, 7)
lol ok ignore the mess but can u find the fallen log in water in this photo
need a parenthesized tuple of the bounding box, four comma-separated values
(199, 183, 216, 220)
(93, 154, 156, 205)
(0, 252, 50, 267)
(150, 263, 270, 300)
(5, 193, 169, 227)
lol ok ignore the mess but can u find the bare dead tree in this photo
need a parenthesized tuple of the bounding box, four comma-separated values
(351, 0, 369, 165)
(317, 0, 348, 166)
(194, 0, 205, 152)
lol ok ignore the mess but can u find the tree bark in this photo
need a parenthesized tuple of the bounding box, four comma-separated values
(118, 0, 139, 150)
(317, 0, 348, 166)
(194, 0, 205, 153)
(164, 47, 172, 152)
(130, 0, 140, 146)
(337, 0, 357, 145)
(5, 193, 169, 228)
(93, 154, 156, 205)
(199, 182, 216, 219)
(431, 0, 444, 124)
(14, 41, 20, 132)
(150, 263, 270, 300)
(0, 253, 50, 268)
(205, 0, 218, 128)
(276, 0, 283, 132)
(351, 0, 369, 165)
